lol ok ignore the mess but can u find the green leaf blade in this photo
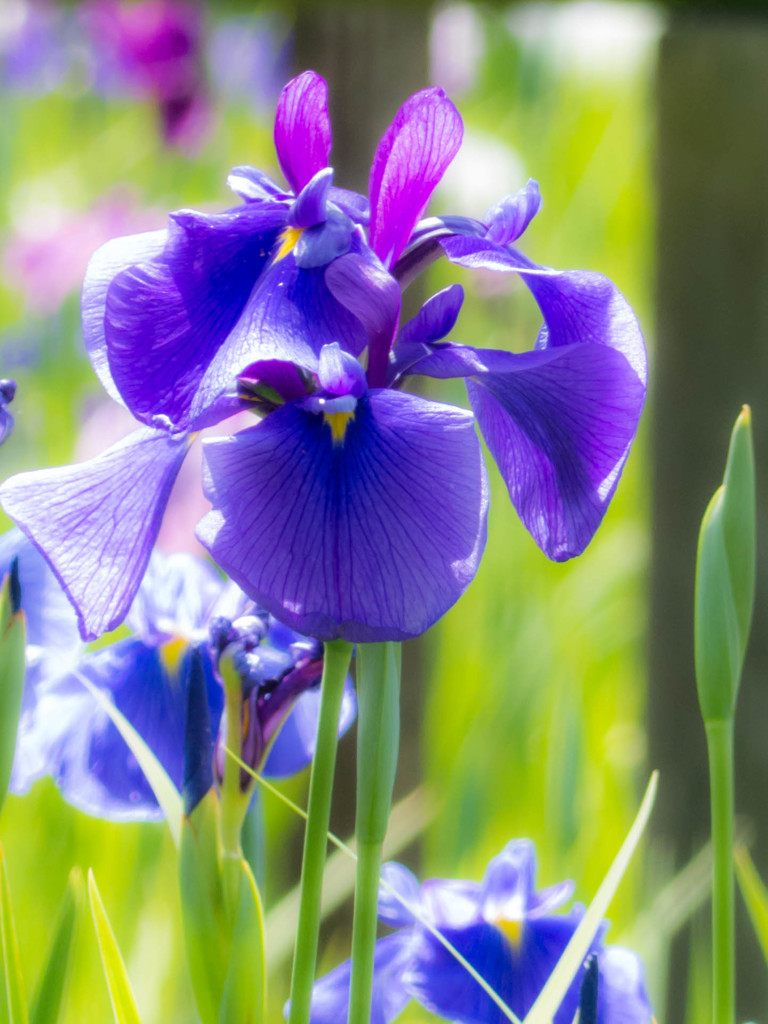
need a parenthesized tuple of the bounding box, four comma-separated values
(735, 845, 768, 966)
(218, 858, 266, 1024)
(87, 871, 142, 1024)
(0, 846, 28, 1024)
(29, 870, 81, 1024)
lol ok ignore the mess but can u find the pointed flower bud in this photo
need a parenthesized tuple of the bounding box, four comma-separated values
(695, 406, 756, 722)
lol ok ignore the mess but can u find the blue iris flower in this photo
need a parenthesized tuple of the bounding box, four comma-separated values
(0, 380, 16, 445)
(0, 72, 646, 644)
(2, 530, 355, 821)
(307, 841, 653, 1024)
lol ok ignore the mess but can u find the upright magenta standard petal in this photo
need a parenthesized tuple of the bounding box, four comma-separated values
(0, 427, 190, 639)
(103, 204, 285, 427)
(274, 70, 332, 194)
(369, 87, 463, 267)
(197, 390, 488, 642)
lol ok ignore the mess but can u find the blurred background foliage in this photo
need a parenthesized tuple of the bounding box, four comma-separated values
(0, 0, 753, 1021)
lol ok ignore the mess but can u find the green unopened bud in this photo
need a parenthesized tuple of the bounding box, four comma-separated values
(695, 406, 756, 722)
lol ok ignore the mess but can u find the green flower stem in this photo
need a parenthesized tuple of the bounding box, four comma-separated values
(218, 654, 250, 915)
(348, 643, 401, 1024)
(706, 718, 735, 1024)
(288, 639, 353, 1024)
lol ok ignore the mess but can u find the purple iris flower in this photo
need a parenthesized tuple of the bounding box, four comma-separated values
(307, 840, 653, 1024)
(3, 531, 355, 821)
(0, 72, 645, 645)
(0, 380, 16, 445)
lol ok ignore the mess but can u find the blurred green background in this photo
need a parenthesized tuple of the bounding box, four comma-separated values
(0, 1, 762, 1021)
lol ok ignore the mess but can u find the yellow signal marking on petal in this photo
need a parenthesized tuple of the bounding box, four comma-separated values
(497, 918, 523, 951)
(324, 410, 354, 444)
(274, 225, 303, 262)
(160, 637, 187, 678)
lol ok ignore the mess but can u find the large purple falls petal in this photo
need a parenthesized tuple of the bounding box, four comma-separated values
(406, 342, 645, 560)
(103, 204, 285, 427)
(197, 391, 488, 642)
(0, 428, 190, 640)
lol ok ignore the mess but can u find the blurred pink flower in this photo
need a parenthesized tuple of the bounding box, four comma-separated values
(3, 191, 160, 315)
(82, 0, 209, 147)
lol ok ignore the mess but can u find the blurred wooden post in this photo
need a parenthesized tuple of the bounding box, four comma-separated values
(292, 0, 431, 836)
(652, 15, 768, 1020)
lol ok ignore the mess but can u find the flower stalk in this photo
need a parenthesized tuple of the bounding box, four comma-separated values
(705, 718, 735, 1024)
(288, 638, 353, 1024)
(694, 407, 755, 1024)
(348, 642, 401, 1024)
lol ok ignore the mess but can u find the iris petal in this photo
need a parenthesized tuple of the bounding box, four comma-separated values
(597, 947, 654, 1024)
(406, 909, 596, 1024)
(197, 390, 488, 642)
(82, 228, 167, 405)
(441, 237, 647, 385)
(263, 675, 357, 779)
(308, 933, 413, 1024)
(407, 332, 645, 561)
(274, 71, 332, 195)
(0, 427, 190, 640)
(103, 204, 286, 428)
(224, 250, 368, 372)
(377, 862, 422, 928)
(369, 87, 463, 267)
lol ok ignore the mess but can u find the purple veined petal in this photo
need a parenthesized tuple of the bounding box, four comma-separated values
(289, 167, 333, 229)
(317, 343, 367, 398)
(406, 906, 598, 1024)
(467, 344, 645, 560)
(484, 179, 542, 246)
(398, 284, 464, 346)
(324, 252, 401, 387)
(220, 248, 369, 376)
(480, 839, 538, 924)
(441, 236, 648, 386)
(197, 389, 488, 642)
(263, 675, 356, 779)
(227, 165, 288, 202)
(378, 862, 422, 928)
(306, 932, 413, 1024)
(0, 427, 191, 640)
(406, 336, 645, 560)
(369, 87, 464, 268)
(103, 203, 286, 429)
(82, 228, 168, 405)
(274, 70, 332, 194)
(597, 947, 654, 1024)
